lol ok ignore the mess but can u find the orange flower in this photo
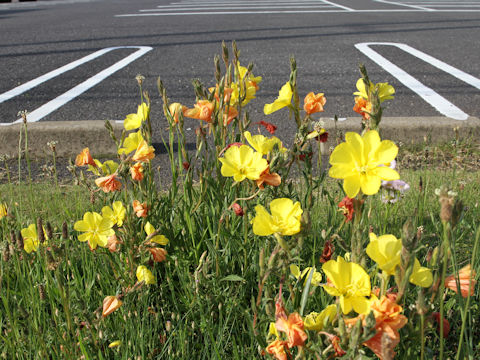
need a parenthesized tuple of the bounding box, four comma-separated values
(256, 120, 277, 135)
(95, 174, 122, 193)
(275, 303, 307, 349)
(209, 85, 233, 104)
(445, 264, 476, 297)
(256, 167, 281, 189)
(364, 295, 407, 360)
(183, 100, 215, 122)
(303, 92, 326, 115)
(130, 162, 144, 181)
(149, 247, 167, 263)
(353, 96, 372, 120)
(266, 340, 289, 360)
(132, 140, 155, 162)
(132, 200, 149, 218)
(75, 147, 96, 167)
(102, 296, 123, 317)
(168, 103, 185, 124)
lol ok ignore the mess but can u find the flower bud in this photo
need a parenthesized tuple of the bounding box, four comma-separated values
(232, 203, 244, 217)
(102, 296, 123, 317)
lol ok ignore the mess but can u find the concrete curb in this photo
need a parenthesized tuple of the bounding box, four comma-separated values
(0, 117, 479, 158)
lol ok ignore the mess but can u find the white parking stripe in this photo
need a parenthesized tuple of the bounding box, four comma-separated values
(355, 42, 480, 120)
(141, 6, 333, 11)
(374, 0, 434, 11)
(0, 46, 152, 125)
(321, 0, 354, 11)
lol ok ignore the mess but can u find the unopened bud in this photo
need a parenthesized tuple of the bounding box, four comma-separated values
(232, 203, 244, 216)
(401, 218, 416, 251)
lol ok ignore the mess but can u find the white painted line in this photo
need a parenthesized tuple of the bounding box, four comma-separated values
(117, 10, 346, 16)
(374, 0, 435, 10)
(355, 42, 478, 120)
(0, 46, 152, 125)
(320, 0, 354, 11)
(142, 5, 333, 11)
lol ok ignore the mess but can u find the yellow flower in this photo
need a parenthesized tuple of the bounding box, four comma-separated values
(74, 212, 115, 250)
(328, 130, 399, 198)
(366, 233, 402, 275)
(366, 233, 433, 288)
(132, 140, 155, 162)
(354, 78, 395, 103)
(144, 222, 169, 245)
(124, 102, 150, 131)
(243, 131, 284, 156)
(251, 198, 303, 236)
(21, 224, 49, 253)
(136, 265, 155, 285)
(218, 145, 268, 182)
(118, 130, 143, 155)
(268, 322, 279, 339)
(0, 203, 7, 220)
(322, 256, 371, 315)
(303, 304, 337, 331)
(290, 265, 322, 286)
(264, 81, 292, 115)
(108, 340, 122, 348)
(101, 201, 126, 227)
(409, 258, 433, 288)
(230, 63, 262, 106)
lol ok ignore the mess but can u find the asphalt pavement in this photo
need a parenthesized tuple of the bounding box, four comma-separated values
(0, 0, 479, 159)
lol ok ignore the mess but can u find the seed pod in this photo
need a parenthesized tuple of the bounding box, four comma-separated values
(46, 222, 53, 240)
(38, 284, 46, 300)
(37, 218, 45, 243)
(10, 230, 16, 245)
(62, 221, 68, 239)
(2, 246, 10, 262)
(17, 230, 24, 250)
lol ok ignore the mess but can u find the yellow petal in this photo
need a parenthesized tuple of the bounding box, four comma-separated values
(360, 173, 381, 195)
(343, 175, 361, 198)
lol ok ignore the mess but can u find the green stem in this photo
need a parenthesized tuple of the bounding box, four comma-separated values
(439, 221, 450, 360)
(455, 225, 480, 360)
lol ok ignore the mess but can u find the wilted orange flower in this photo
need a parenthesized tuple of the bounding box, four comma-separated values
(362, 295, 407, 360)
(168, 102, 185, 123)
(95, 174, 122, 193)
(266, 339, 289, 360)
(132, 200, 149, 218)
(304, 92, 326, 115)
(75, 147, 96, 167)
(132, 140, 155, 162)
(149, 247, 167, 262)
(130, 162, 144, 181)
(319, 332, 346, 357)
(106, 234, 121, 252)
(445, 264, 476, 297)
(209, 85, 233, 104)
(431, 312, 450, 338)
(256, 167, 281, 189)
(353, 96, 372, 120)
(256, 121, 277, 134)
(183, 100, 215, 122)
(102, 296, 123, 317)
(338, 196, 354, 223)
(275, 302, 307, 348)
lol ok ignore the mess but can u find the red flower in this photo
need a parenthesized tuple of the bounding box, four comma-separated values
(317, 132, 329, 143)
(256, 121, 277, 134)
(431, 312, 450, 338)
(338, 196, 354, 222)
(319, 239, 334, 263)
